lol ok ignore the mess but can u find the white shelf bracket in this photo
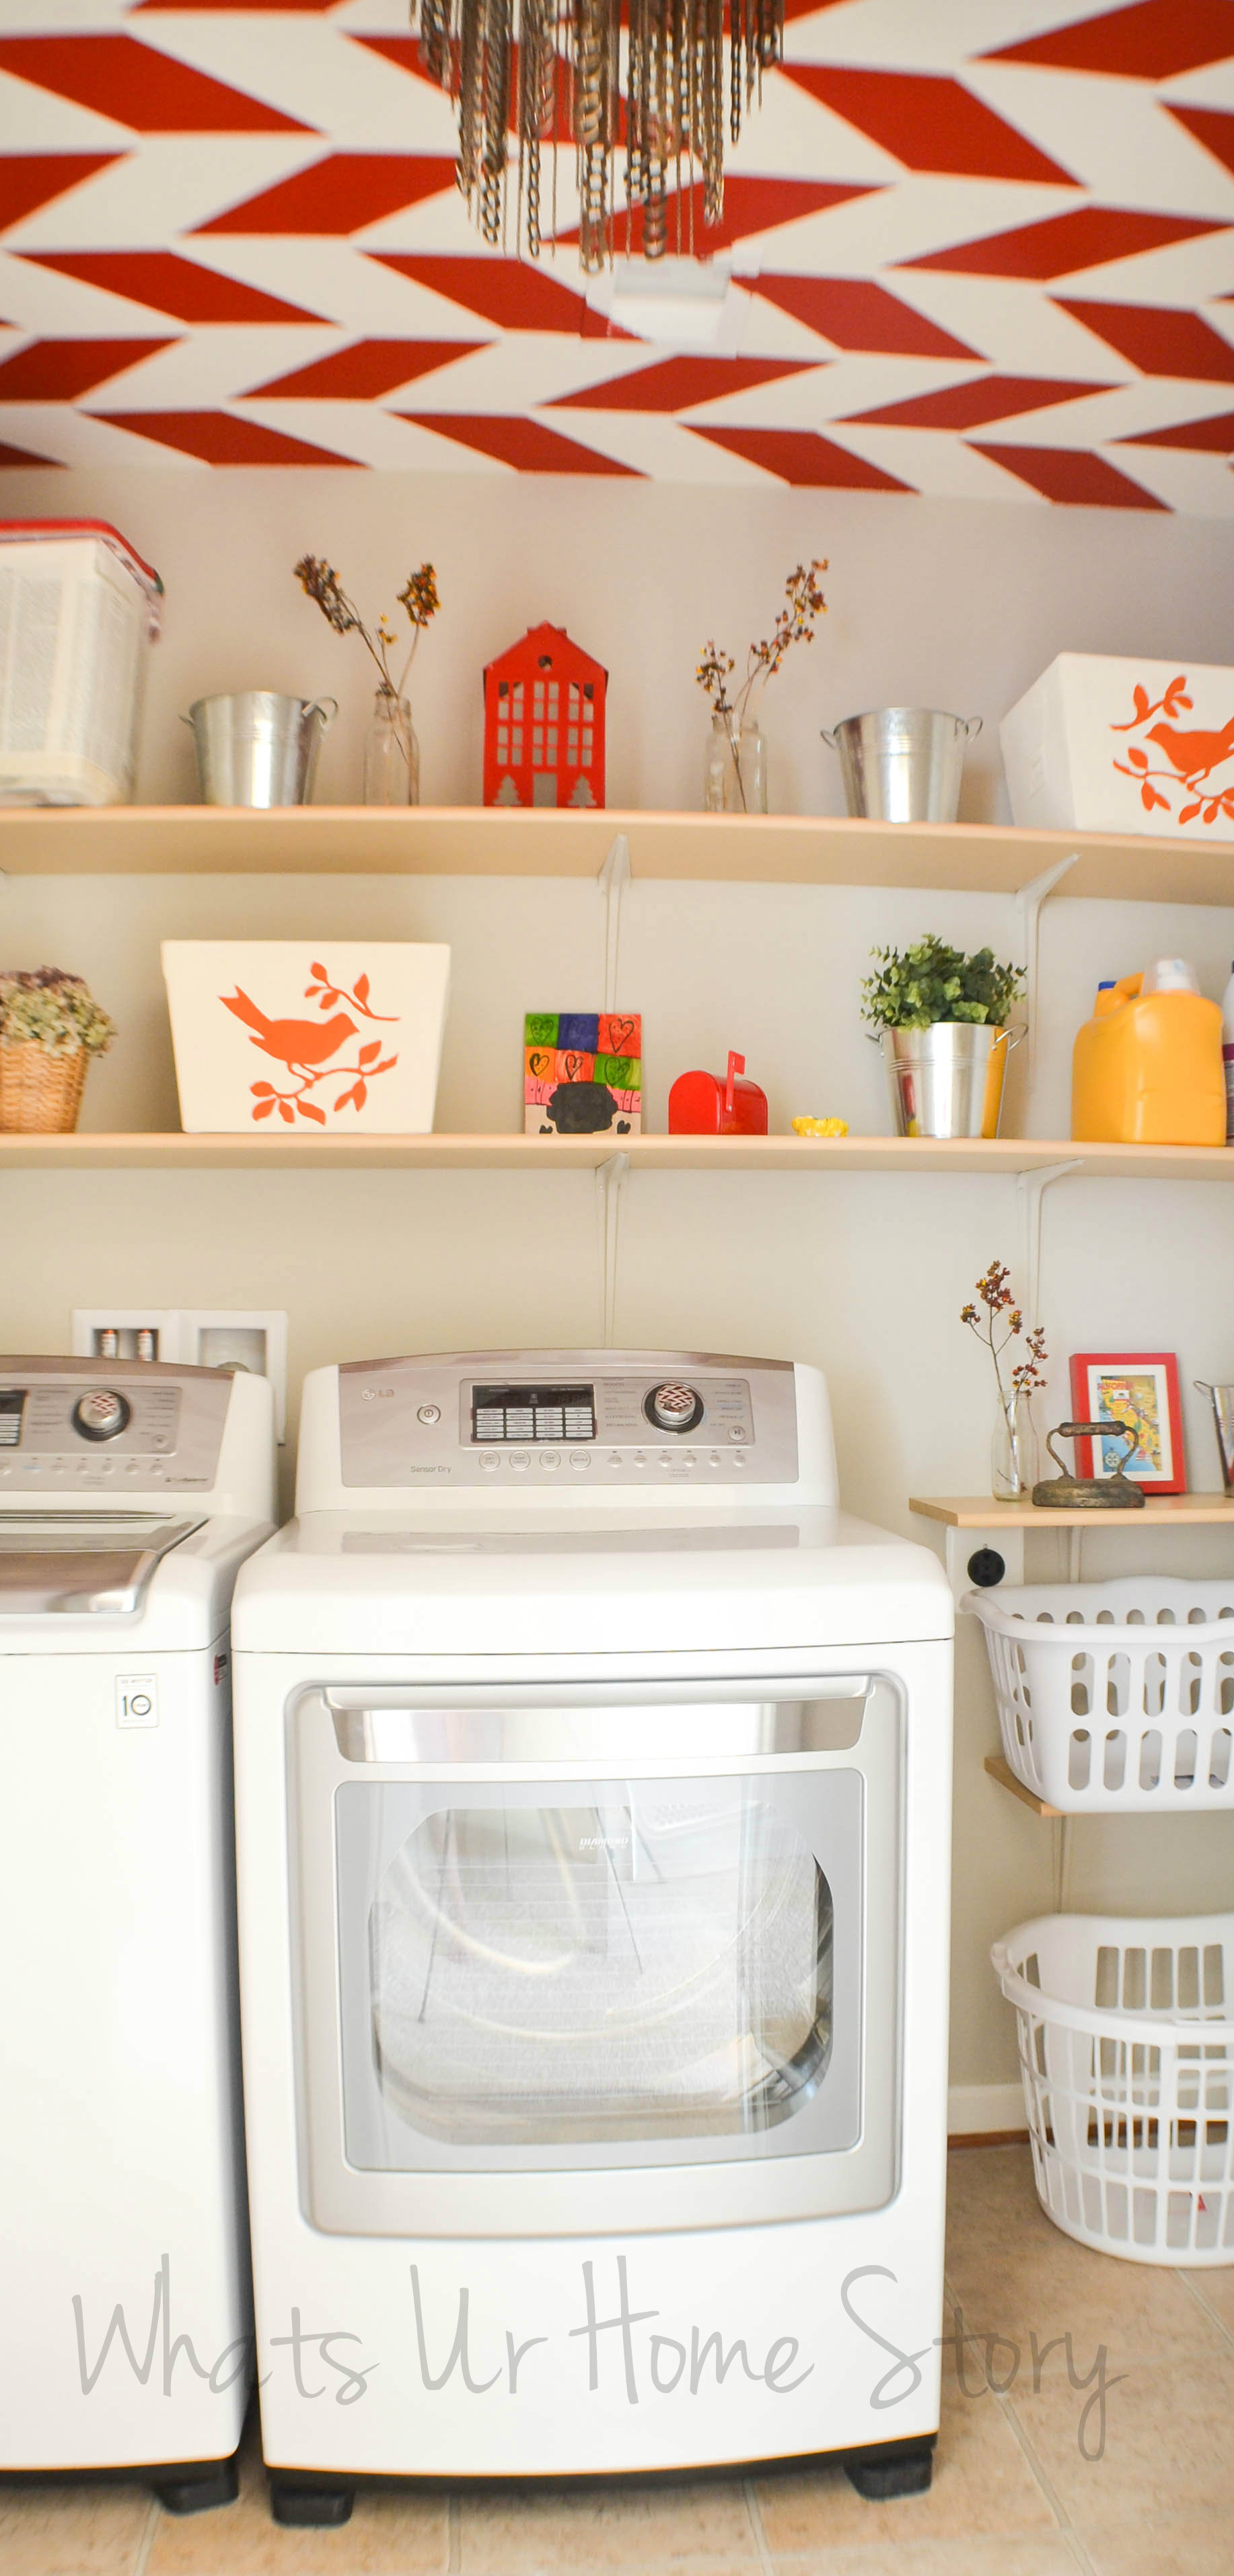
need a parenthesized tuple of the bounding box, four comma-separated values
(1016, 1158, 1081, 1337)
(598, 831, 631, 1017)
(595, 1149, 629, 1347)
(1015, 853, 1077, 1094)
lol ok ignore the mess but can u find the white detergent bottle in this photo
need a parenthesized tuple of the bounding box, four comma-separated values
(1223, 958, 1234, 1144)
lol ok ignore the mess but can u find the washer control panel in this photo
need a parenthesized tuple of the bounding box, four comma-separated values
(0, 1369, 231, 1493)
(338, 1352, 798, 1489)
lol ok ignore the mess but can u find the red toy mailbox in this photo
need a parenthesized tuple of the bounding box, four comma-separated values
(668, 1050, 768, 1136)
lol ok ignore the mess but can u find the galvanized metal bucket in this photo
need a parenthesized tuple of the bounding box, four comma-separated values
(822, 707, 981, 823)
(1194, 1382, 1234, 1494)
(878, 1021, 1025, 1140)
(184, 691, 336, 807)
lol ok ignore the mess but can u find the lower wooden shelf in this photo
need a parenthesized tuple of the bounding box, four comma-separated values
(984, 1754, 1062, 1818)
(2, 1132, 1232, 1176)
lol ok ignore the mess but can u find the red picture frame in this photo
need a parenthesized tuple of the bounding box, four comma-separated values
(1068, 1352, 1186, 1494)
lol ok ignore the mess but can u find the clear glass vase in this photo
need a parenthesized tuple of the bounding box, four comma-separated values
(363, 688, 419, 806)
(703, 713, 768, 814)
(992, 1386, 1039, 1501)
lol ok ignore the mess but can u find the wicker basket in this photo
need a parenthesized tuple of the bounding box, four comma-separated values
(0, 1039, 89, 1133)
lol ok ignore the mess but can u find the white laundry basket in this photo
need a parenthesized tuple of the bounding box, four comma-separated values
(992, 1912, 1233, 2264)
(966, 1579, 1234, 1812)
(0, 520, 162, 806)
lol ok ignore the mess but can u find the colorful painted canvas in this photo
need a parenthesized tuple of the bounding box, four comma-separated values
(524, 1013, 642, 1137)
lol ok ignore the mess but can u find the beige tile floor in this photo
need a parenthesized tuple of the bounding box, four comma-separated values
(2, 2148, 1230, 2576)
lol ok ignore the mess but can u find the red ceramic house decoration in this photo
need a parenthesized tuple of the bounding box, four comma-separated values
(483, 622, 606, 810)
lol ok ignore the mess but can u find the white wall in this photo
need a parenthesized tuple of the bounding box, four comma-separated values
(1, 462, 1231, 2102)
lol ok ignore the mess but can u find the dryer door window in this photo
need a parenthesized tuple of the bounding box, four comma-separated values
(363, 1786, 834, 2149)
(332, 1766, 863, 2173)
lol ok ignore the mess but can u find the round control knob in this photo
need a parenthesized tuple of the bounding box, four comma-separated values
(645, 1382, 703, 1435)
(73, 1388, 131, 1443)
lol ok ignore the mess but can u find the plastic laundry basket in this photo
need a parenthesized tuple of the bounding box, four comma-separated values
(966, 1579, 1234, 1812)
(992, 1912, 1233, 2265)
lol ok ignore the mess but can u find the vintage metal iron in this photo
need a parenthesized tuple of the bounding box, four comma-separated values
(1032, 1419, 1146, 1510)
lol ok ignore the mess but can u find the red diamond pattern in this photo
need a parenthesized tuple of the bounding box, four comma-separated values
(842, 374, 1114, 431)
(974, 443, 1169, 507)
(552, 356, 815, 412)
(0, 3, 1227, 509)
(0, 36, 312, 134)
(1058, 301, 1234, 382)
(688, 427, 912, 489)
(196, 157, 459, 238)
(16, 252, 328, 326)
(984, 2, 1234, 83)
(249, 341, 483, 398)
(780, 67, 1077, 184)
(752, 277, 979, 359)
(900, 207, 1227, 281)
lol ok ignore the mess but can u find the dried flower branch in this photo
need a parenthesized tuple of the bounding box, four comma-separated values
(696, 561, 827, 810)
(960, 1260, 1048, 1415)
(294, 554, 440, 703)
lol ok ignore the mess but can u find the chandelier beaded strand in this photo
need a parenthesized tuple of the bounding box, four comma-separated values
(414, 0, 785, 271)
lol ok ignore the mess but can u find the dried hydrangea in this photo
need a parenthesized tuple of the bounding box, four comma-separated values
(0, 968, 116, 1057)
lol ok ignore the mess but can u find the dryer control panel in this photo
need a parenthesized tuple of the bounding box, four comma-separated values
(336, 1351, 800, 1490)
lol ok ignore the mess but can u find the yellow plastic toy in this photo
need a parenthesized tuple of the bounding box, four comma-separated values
(791, 1116, 849, 1138)
(1071, 961, 1225, 1146)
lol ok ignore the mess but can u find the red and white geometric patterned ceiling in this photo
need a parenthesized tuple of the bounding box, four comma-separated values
(0, 1, 1231, 507)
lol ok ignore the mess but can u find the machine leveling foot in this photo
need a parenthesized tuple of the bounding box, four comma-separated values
(152, 2457, 240, 2515)
(269, 2480, 355, 2526)
(844, 2441, 934, 2500)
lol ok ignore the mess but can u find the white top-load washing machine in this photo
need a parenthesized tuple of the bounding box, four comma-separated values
(232, 1352, 953, 2525)
(0, 1356, 275, 2512)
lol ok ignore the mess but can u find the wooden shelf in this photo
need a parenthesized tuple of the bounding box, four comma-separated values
(984, 1755, 1062, 1818)
(911, 1492, 1234, 1529)
(3, 805, 1233, 902)
(3, 1132, 1232, 1176)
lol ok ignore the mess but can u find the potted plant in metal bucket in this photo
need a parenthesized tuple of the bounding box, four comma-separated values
(0, 968, 115, 1133)
(861, 936, 1025, 1139)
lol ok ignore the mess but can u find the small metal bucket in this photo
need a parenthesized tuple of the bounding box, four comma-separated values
(1194, 1382, 1234, 1493)
(822, 707, 981, 822)
(184, 692, 336, 807)
(878, 1022, 1024, 1140)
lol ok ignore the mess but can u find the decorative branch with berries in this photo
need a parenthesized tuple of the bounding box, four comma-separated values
(960, 1260, 1048, 1416)
(696, 560, 827, 810)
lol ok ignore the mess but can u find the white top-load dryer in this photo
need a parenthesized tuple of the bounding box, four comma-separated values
(232, 1351, 953, 2525)
(0, 1357, 275, 2511)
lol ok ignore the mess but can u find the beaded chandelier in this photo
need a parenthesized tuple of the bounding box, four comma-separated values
(415, 0, 786, 272)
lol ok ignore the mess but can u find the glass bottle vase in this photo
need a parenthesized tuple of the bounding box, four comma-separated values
(992, 1386, 1039, 1501)
(703, 714, 768, 815)
(363, 689, 419, 806)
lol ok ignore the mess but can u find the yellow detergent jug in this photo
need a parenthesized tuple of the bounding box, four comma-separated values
(1071, 959, 1227, 1145)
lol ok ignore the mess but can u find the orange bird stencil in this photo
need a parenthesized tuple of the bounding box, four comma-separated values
(1145, 717, 1234, 787)
(221, 987, 356, 1075)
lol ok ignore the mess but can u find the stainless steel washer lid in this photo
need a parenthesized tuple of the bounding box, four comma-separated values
(0, 1513, 205, 1615)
